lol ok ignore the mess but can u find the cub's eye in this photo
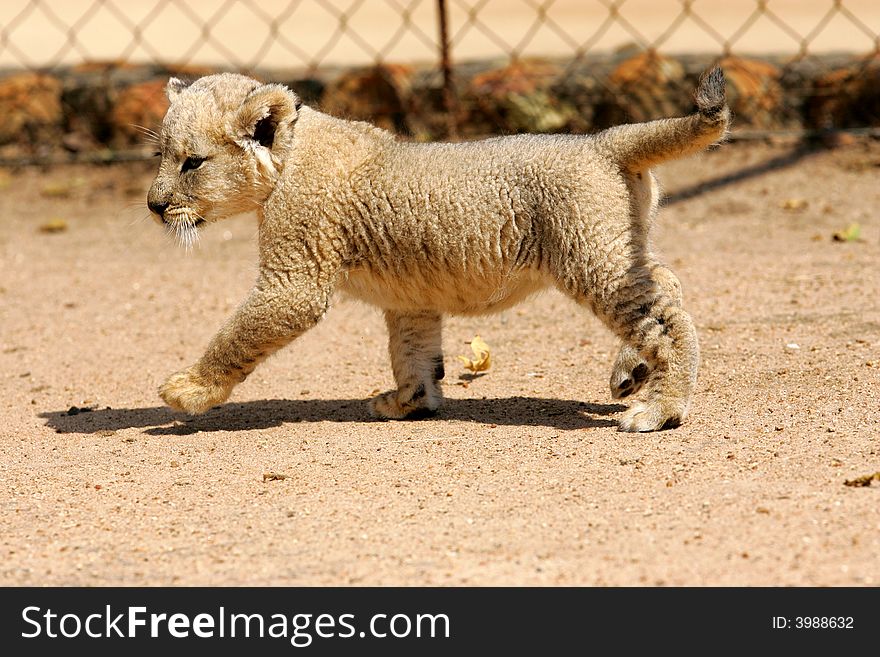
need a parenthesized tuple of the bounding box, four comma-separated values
(181, 156, 206, 173)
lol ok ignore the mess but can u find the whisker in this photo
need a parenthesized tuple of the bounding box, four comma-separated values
(186, 220, 201, 253)
(130, 124, 160, 140)
(131, 125, 161, 154)
(118, 204, 154, 228)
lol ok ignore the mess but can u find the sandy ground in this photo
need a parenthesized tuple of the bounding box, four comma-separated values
(0, 139, 879, 586)
(2, 0, 879, 70)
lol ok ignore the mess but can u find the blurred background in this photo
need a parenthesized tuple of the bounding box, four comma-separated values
(1, 0, 879, 161)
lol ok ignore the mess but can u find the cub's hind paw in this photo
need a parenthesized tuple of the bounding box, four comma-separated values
(610, 345, 651, 399)
(618, 399, 684, 432)
(159, 367, 231, 415)
(369, 385, 440, 420)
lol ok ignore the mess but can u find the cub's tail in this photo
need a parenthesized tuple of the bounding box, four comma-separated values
(594, 66, 729, 172)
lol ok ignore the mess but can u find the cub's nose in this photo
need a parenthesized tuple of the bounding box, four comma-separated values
(148, 199, 169, 220)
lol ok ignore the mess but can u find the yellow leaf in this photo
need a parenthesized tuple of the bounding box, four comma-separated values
(458, 335, 491, 372)
(832, 223, 861, 242)
(781, 198, 807, 211)
(38, 218, 68, 233)
(40, 177, 86, 199)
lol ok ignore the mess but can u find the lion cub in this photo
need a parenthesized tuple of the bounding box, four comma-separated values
(148, 69, 729, 432)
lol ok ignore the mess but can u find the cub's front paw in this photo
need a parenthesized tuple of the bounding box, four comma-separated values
(159, 366, 231, 414)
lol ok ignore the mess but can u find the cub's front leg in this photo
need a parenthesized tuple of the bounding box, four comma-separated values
(160, 274, 329, 414)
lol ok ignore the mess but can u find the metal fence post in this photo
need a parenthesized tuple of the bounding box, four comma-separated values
(436, 0, 459, 140)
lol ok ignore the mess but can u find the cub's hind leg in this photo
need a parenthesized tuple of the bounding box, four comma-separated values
(610, 263, 683, 399)
(370, 310, 444, 419)
(558, 257, 698, 431)
(606, 268, 699, 432)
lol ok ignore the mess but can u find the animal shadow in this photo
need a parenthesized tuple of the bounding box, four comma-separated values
(39, 396, 625, 436)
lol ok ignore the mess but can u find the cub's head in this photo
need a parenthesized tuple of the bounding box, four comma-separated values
(147, 73, 301, 244)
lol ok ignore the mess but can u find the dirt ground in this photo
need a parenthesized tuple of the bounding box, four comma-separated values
(0, 139, 878, 586)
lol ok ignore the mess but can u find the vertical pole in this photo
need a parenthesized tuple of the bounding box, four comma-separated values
(436, 0, 459, 139)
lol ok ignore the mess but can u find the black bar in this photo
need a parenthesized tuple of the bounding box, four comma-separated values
(1, 587, 875, 654)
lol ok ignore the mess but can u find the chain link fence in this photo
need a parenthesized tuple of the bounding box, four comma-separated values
(1, 0, 879, 161)
(2, 1, 878, 73)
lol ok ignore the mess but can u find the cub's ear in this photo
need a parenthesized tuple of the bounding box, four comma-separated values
(231, 84, 301, 151)
(166, 77, 189, 103)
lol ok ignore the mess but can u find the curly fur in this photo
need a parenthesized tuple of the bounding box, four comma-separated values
(148, 69, 729, 431)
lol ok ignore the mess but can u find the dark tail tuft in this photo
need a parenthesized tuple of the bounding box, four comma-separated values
(593, 65, 730, 171)
(695, 66, 726, 122)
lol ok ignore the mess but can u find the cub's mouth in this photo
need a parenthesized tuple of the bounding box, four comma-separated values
(161, 207, 205, 223)
(161, 209, 207, 250)
(160, 217, 205, 227)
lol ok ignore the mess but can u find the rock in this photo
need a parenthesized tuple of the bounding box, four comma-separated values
(160, 64, 219, 80)
(322, 64, 417, 135)
(60, 64, 158, 154)
(282, 78, 326, 106)
(110, 79, 169, 148)
(806, 53, 880, 130)
(0, 72, 63, 156)
(72, 60, 141, 74)
(594, 51, 690, 129)
(60, 74, 114, 152)
(467, 59, 575, 134)
(718, 56, 783, 128)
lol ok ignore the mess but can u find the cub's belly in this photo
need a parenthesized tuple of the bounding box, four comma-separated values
(339, 267, 550, 315)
